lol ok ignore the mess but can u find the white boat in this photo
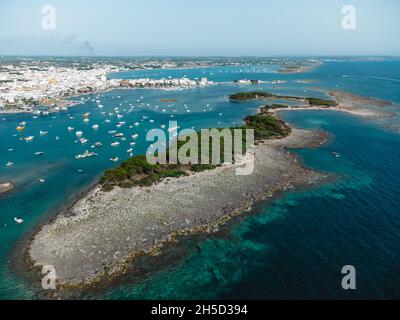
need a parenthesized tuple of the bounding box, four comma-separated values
(83, 118, 90, 123)
(110, 157, 119, 162)
(6, 161, 14, 166)
(92, 124, 99, 130)
(67, 126, 75, 132)
(38, 178, 45, 183)
(80, 138, 89, 144)
(108, 130, 117, 134)
(94, 142, 103, 148)
(114, 132, 124, 138)
(131, 134, 139, 139)
(127, 148, 133, 153)
(111, 142, 120, 147)
(75, 131, 84, 137)
(75, 150, 98, 160)
(35, 151, 44, 156)
(23, 136, 34, 142)
(40, 130, 49, 136)
(14, 217, 24, 224)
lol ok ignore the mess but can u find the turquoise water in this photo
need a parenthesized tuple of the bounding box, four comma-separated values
(1, 59, 400, 299)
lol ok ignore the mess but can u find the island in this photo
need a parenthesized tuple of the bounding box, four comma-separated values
(28, 106, 328, 290)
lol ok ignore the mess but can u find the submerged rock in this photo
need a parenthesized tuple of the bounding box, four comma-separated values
(0, 182, 14, 195)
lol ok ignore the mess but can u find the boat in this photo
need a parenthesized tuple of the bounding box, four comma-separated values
(92, 124, 99, 130)
(110, 157, 119, 162)
(16, 126, 25, 131)
(94, 142, 103, 148)
(67, 126, 75, 132)
(35, 151, 44, 156)
(111, 142, 120, 147)
(23, 136, 34, 142)
(75, 131, 84, 137)
(14, 217, 24, 224)
(38, 178, 45, 183)
(82, 112, 91, 118)
(108, 130, 117, 134)
(6, 161, 14, 167)
(131, 134, 139, 139)
(80, 138, 89, 144)
(127, 148, 133, 153)
(40, 130, 49, 136)
(114, 132, 124, 138)
(83, 118, 90, 123)
(75, 150, 98, 160)
(332, 152, 340, 158)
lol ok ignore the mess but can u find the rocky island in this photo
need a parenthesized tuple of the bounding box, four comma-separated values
(28, 106, 329, 289)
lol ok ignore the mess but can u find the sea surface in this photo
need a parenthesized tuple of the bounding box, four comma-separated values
(0, 58, 400, 299)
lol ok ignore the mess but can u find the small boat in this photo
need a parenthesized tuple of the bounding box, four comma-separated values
(134, 122, 140, 126)
(35, 151, 44, 156)
(131, 134, 139, 139)
(16, 126, 25, 131)
(108, 130, 117, 134)
(114, 132, 124, 138)
(38, 178, 45, 183)
(75, 131, 84, 137)
(110, 157, 119, 162)
(8, 148, 14, 152)
(83, 118, 90, 123)
(40, 130, 49, 136)
(111, 142, 120, 147)
(82, 112, 91, 118)
(94, 142, 103, 148)
(332, 152, 340, 158)
(80, 138, 89, 144)
(6, 161, 14, 167)
(14, 217, 24, 224)
(75, 150, 98, 160)
(77, 169, 84, 173)
(127, 148, 133, 153)
(67, 126, 75, 132)
(23, 136, 34, 142)
(92, 124, 99, 130)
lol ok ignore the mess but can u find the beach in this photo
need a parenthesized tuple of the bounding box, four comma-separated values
(28, 127, 329, 288)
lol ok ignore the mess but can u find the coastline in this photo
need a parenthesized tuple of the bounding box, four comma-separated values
(27, 126, 330, 290)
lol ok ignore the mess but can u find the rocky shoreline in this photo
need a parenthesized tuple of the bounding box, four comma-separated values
(27, 126, 329, 289)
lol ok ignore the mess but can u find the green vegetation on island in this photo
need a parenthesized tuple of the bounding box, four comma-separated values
(229, 91, 338, 107)
(100, 111, 291, 191)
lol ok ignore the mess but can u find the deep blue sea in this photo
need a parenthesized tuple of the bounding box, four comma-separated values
(1, 59, 400, 299)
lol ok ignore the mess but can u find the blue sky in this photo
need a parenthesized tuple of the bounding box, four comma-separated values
(0, 0, 399, 56)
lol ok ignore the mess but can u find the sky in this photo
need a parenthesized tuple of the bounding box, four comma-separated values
(0, 0, 399, 56)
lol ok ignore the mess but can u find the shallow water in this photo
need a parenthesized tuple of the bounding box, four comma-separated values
(1, 59, 400, 299)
